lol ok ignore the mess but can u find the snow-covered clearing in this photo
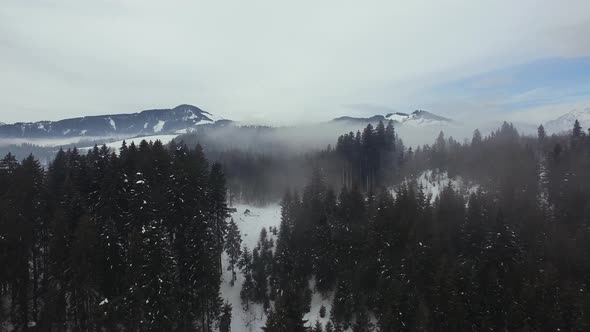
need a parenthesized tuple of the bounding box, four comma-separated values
(153, 120, 166, 133)
(0, 136, 113, 147)
(221, 203, 281, 331)
(396, 170, 479, 201)
(79, 134, 178, 153)
(304, 278, 334, 329)
(221, 203, 355, 331)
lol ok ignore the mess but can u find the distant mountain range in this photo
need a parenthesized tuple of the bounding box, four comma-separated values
(332, 110, 453, 126)
(2, 103, 588, 143)
(0, 104, 229, 138)
(544, 108, 590, 134)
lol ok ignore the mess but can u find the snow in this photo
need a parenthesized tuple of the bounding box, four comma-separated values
(0, 136, 111, 147)
(385, 113, 409, 122)
(79, 134, 178, 153)
(153, 120, 166, 133)
(304, 278, 334, 329)
(108, 117, 117, 130)
(220, 203, 346, 331)
(221, 203, 281, 332)
(396, 170, 478, 202)
(544, 107, 590, 134)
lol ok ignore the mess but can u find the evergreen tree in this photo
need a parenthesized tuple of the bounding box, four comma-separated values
(325, 321, 334, 332)
(319, 305, 326, 318)
(219, 302, 232, 332)
(225, 218, 242, 285)
(313, 320, 323, 332)
(537, 124, 546, 141)
(209, 162, 230, 275)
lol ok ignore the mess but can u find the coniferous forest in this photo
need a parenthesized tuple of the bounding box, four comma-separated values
(0, 140, 230, 331)
(1, 120, 590, 331)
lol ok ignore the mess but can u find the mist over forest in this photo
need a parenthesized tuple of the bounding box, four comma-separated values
(2, 116, 590, 330)
(3, 1, 590, 330)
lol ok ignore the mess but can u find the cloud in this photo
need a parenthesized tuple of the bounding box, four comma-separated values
(342, 103, 397, 116)
(1, 0, 590, 124)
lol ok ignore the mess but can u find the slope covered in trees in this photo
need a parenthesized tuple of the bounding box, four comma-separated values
(251, 121, 590, 331)
(0, 140, 230, 331)
(2, 119, 590, 331)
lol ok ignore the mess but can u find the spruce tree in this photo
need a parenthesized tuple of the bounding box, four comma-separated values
(225, 218, 242, 285)
(219, 302, 232, 332)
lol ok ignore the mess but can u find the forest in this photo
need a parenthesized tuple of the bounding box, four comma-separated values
(0, 140, 231, 331)
(1, 119, 590, 331)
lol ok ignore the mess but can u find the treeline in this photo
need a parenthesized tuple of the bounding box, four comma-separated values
(252, 121, 590, 331)
(331, 120, 399, 190)
(184, 120, 404, 205)
(0, 140, 232, 331)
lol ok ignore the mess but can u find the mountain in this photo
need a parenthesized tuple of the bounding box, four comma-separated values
(544, 108, 590, 134)
(331, 114, 386, 124)
(386, 110, 452, 125)
(331, 110, 452, 126)
(0, 104, 228, 138)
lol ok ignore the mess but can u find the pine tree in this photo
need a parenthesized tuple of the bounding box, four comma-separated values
(239, 246, 254, 310)
(572, 119, 584, 149)
(313, 320, 323, 332)
(262, 288, 308, 332)
(219, 302, 232, 332)
(537, 124, 546, 141)
(472, 129, 482, 146)
(225, 218, 242, 285)
(209, 162, 230, 275)
(319, 305, 326, 318)
(325, 321, 334, 332)
(124, 173, 176, 331)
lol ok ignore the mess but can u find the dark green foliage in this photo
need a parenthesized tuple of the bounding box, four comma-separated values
(219, 302, 232, 332)
(0, 140, 229, 331)
(264, 120, 590, 331)
(313, 320, 323, 332)
(3, 118, 590, 331)
(225, 218, 242, 285)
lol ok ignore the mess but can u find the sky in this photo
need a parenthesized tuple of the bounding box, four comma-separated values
(1, 0, 590, 125)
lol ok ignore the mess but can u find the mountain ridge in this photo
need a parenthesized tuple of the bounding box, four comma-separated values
(0, 104, 226, 138)
(544, 108, 590, 134)
(331, 110, 453, 126)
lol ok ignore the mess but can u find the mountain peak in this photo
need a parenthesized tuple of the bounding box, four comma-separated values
(172, 104, 211, 115)
(0, 105, 225, 138)
(410, 110, 452, 122)
(544, 108, 590, 134)
(331, 109, 452, 127)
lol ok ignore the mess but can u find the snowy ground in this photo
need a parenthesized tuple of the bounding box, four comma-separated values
(221, 203, 281, 331)
(79, 134, 178, 153)
(303, 278, 334, 329)
(221, 171, 478, 331)
(221, 203, 340, 331)
(396, 170, 479, 201)
(0, 136, 116, 147)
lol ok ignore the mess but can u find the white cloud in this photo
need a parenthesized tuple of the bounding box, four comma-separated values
(1, 0, 589, 123)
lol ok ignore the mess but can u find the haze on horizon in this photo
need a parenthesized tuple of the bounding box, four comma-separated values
(2, 0, 590, 125)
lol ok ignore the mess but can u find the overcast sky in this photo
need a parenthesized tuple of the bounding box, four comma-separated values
(2, 0, 590, 125)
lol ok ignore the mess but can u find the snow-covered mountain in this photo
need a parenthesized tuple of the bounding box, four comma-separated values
(0, 104, 229, 138)
(331, 110, 452, 126)
(386, 110, 452, 126)
(544, 108, 590, 134)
